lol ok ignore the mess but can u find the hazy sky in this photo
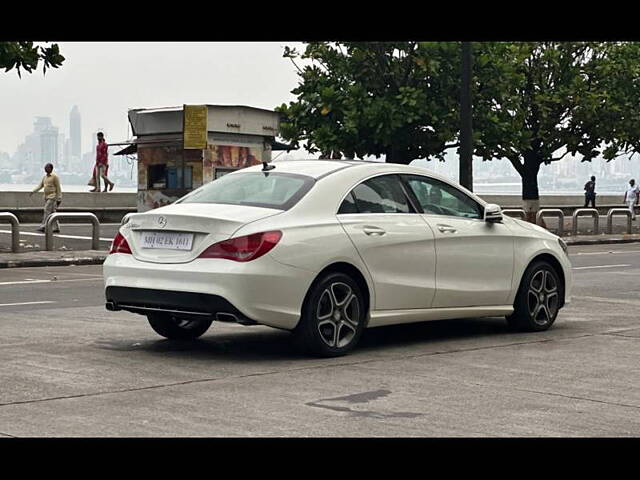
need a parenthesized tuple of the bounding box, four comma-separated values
(0, 42, 303, 155)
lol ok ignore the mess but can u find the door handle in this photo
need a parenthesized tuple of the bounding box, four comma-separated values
(363, 226, 386, 236)
(437, 224, 457, 233)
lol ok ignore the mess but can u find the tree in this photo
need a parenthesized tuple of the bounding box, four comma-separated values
(278, 42, 640, 222)
(471, 42, 640, 219)
(0, 42, 65, 77)
(276, 42, 461, 163)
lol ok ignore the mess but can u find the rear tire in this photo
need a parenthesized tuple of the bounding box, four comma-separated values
(507, 260, 562, 332)
(147, 313, 212, 340)
(293, 272, 366, 357)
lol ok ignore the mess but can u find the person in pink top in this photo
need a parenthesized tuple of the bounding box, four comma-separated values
(91, 132, 115, 192)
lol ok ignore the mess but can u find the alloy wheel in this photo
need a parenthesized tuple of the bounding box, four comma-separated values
(527, 269, 559, 326)
(316, 282, 361, 348)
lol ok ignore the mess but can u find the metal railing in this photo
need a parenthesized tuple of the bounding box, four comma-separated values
(45, 213, 100, 251)
(572, 208, 599, 236)
(606, 208, 633, 234)
(501, 209, 526, 220)
(0, 212, 20, 252)
(536, 209, 565, 237)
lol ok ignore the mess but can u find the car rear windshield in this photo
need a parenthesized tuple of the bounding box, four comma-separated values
(177, 172, 315, 210)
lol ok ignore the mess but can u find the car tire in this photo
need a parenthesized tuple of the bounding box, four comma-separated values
(293, 271, 366, 357)
(147, 313, 213, 340)
(506, 260, 563, 332)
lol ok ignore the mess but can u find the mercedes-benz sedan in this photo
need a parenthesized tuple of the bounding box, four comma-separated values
(104, 160, 572, 356)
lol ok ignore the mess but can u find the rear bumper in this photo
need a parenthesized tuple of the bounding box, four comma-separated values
(105, 286, 256, 324)
(103, 252, 315, 330)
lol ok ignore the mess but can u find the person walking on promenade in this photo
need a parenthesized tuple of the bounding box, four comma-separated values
(29, 163, 62, 233)
(584, 175, 597, 208)
(624, 178, 640, 221)
(92, 132, 114, 192)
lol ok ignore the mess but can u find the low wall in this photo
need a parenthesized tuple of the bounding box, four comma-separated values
(479, 194, 623, 208)
(0, 192, 136, 209)
(0, 192, 136, 223)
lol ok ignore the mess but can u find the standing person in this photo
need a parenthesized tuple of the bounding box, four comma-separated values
(29, 163, 62, 233)
(624, 178, 640, 221)
(584, 175, 596, 208)
(95, 132, 114, 192)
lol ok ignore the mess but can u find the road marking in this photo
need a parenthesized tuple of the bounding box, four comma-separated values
(0, 301, 56, 307)
(0, 280, 51, 286)
(573, 250, 640, 256)
(0, 229, 113, 242)
(572, 264, 631, 270)
(0, 278, 103, 286)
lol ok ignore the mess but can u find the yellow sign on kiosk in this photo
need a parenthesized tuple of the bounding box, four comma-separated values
(183, 105, 208, 149)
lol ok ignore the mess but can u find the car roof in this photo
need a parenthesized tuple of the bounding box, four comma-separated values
(237, 159, 484, 205)
(241, 159, 449, 181)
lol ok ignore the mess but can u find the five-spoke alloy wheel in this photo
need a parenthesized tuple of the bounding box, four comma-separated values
(507, 260, 562, 332)
(294, 271, 366, 357)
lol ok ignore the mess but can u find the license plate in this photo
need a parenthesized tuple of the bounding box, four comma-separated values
(141, 232, 194, 250)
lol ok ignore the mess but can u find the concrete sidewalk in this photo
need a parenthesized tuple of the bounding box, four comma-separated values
(565, 233, 640, 245)
(0, 250, 107, 269)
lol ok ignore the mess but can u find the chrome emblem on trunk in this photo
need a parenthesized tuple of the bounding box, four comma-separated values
(157, 216, 167, 228)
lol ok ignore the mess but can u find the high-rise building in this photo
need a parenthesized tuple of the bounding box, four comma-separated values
(40, 127, 59, 166)
(70, 105, 81, 160)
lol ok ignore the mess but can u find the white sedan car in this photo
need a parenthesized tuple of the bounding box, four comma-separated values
(104, 160, 572, 356)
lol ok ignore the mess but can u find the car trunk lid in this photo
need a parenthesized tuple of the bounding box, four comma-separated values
(123, 203, 282, 263)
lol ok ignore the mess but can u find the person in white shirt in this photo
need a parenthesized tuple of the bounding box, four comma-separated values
(624, 179, 640, 220)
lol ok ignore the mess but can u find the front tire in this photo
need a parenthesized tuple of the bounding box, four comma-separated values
(147, 313, 213, 340)
(293, 272, 366, 357)
(507, 260, 562, 332)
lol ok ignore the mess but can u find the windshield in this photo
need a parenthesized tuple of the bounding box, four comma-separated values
(177, 172, 315, 210)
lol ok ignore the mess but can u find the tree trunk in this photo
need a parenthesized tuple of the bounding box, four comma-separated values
(386, 145, 412, 165)
(521, 150, 544, 225)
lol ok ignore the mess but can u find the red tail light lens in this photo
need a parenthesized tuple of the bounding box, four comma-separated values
(198, 231, 282, 262)
(109, 232, 132, 254)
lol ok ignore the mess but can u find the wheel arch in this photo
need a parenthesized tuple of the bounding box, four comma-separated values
(523, 253, 566, 308)
(303, 262, 372, 322)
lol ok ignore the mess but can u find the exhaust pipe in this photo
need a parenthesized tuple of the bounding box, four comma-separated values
(216, 312, 238, 322)
(105, 301, 118, 311)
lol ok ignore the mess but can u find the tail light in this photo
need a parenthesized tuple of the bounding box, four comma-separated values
(198, 231, 282, 262)
(109, 232, 132, 254)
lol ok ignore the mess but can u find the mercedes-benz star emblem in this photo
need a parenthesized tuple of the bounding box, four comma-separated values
(157, 216, 167, 228)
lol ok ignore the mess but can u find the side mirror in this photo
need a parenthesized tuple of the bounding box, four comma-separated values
(484, 203, 503, 223)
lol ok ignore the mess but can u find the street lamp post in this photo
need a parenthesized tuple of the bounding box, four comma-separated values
(459, 42, 473, 191)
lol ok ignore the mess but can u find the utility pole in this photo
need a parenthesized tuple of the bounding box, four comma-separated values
(459, 42, 473, 191)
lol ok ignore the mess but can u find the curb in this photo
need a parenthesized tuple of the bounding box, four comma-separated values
(565, 237, 640, 246)
(0, 255, 106, 269)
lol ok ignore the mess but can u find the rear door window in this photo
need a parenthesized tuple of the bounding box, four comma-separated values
(348, 175, 415, 214)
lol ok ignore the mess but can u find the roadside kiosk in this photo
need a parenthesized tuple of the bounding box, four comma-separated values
(114, 105, 285, 212)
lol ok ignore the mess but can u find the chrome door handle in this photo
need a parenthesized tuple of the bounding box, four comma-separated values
(363, 226, 386, 236)
(437, 224, 457, 233)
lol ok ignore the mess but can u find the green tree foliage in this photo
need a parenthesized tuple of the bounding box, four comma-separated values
(279, 41, 640, 212)
(276, 42, 461, 164)
(0, 42, 65, 77)
(471, 42, 636, 204)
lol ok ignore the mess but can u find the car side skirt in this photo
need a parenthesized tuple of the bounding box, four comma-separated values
(368, 305, 514, 328)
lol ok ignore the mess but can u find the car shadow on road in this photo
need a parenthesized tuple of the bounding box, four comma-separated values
(357, 316, 514, 352)
(95, 316, 527, 362)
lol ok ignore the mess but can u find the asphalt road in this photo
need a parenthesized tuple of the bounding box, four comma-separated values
(1, 243, 640, 436)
